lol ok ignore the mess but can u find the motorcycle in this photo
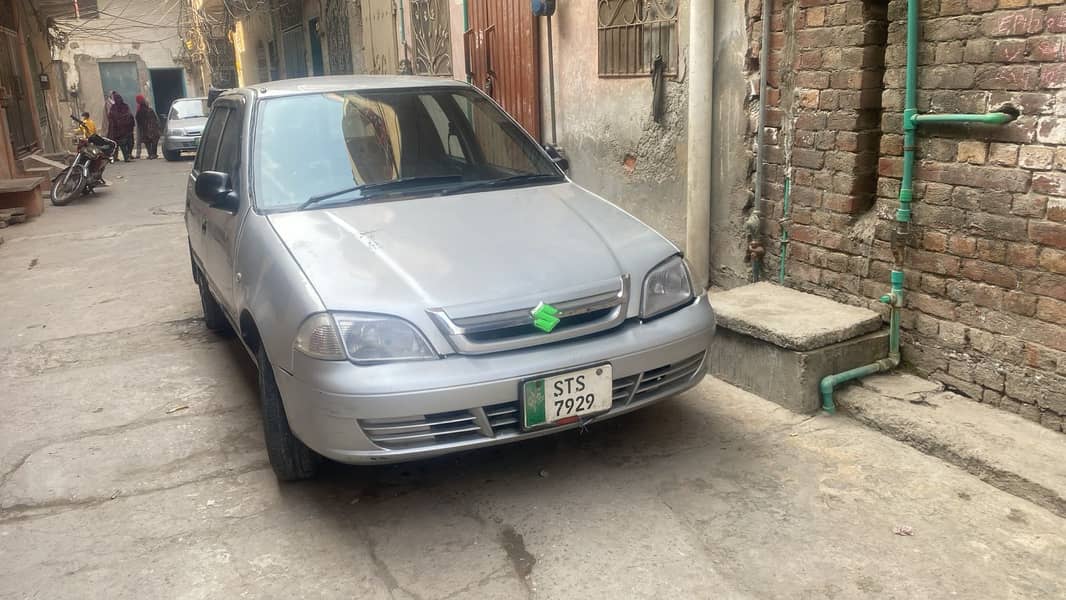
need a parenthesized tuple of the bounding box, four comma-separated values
(51, 116, 116, 206)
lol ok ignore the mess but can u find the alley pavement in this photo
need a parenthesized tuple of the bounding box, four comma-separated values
(1, 159, 1065, 599)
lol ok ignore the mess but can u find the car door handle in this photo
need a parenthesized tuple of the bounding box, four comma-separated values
(201, 217, 207, 233)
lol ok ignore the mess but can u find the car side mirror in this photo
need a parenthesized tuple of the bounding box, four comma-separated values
(196, 171, 238, 212)
(544, 144, 569, 173)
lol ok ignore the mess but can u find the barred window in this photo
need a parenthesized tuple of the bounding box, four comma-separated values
(597, 0, 679, 77)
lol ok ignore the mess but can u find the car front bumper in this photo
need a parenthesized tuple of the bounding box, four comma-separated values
(274, 296, 716, 464)
(163, 135, 200, 152)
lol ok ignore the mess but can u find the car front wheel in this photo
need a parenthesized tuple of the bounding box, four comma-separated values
(163, 149, 180, 161)
(197, 276, 230, 333)
(258, 346, 321, 481)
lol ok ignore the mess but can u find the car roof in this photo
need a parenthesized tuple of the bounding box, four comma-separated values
(235, 75, 470, 99)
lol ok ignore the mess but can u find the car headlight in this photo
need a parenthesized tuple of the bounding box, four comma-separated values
(640, 255, 694, 319)
(169, 128, 185, 136)
(294, 312, 437, 364)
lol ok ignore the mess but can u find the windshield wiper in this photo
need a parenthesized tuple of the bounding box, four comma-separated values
(299, 175, 465, 211)
(438, 173, 563, 196)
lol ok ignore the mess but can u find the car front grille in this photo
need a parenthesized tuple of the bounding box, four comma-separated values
(358, 351, 705, 450)
(427, 276, 630, 355)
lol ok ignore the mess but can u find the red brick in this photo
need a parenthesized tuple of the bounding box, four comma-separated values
(917, 161, 1031, 192)
(1036, 297, 1066, 324)
(822, 193, 867, 213)
(992, 39, 1028, 62)
(975, 65, 1040, 90)
(969, 0, 997, 12)
(792, 148, 825, 169)
(1040, 64, 1066, 88)
(1048, 6, 1066, 33)
(962, 259, 1019, 288)
(982, 9, 1045, 36)
(909, 292, 958, 319)
(1039, 248, 1066, 274)
(1048, 198, 1066, 222)
(1033, 172, 1066, 197)
(879, 156, 904, 178)
(1030, 221, 1066, 249)
(796, 71, 830, 89)
(1012, 195, 1048, 218)
(910, 248, 962, 275)
(795, 113, 827, 130)
(977, 238, 1009, 263)
(1007, 243, 1041, 267)
(1022, 271, 1066, 300)
(924, 231, 949, 252)
(1019, 146, 1055, 170)
(1028, 36, 1065, 62)
(948, 235, 979, 257)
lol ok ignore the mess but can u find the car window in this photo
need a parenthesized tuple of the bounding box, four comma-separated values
(169, 99, 208, 120)
(214, 105, 242, 192)
(252, 89, 559, 210)
(194, 107, 229, 173)
(419, 95, 467, 162)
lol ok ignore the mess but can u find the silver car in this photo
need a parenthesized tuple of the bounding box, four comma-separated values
(186, 76, 716, 480)
(163, 97, 208, 161)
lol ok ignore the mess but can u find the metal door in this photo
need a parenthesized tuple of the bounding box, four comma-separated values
(411, 0, 451, 76)
(99, 62, 140, 107)
(361, 0, 398, 74)
(466, 0, 541, 139)
(282, 27, 308, 78)
(323, 0, 354, 75)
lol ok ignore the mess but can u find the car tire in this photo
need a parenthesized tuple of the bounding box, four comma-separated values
(257, 346, 321, 481)
(163, 149, 180, 161)
(197, 276, 231, 333)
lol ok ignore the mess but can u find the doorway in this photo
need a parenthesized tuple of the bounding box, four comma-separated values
(308, 18, 325, 76)
(149, 68, 186, 121)
(465, 0, 541, 139)
(99, 61, 140, 109)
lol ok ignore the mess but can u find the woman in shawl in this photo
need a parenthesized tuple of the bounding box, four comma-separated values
(134, 94, 162, 159)
(106, 92, 136, 162)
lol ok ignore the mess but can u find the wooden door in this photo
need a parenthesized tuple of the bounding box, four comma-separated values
(361, 0, 398, 74)
(466, 0, 541, 140)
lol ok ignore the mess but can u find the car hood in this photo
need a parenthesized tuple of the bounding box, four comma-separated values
(166, 116, 207, 133)
(267, 182, 678, 318)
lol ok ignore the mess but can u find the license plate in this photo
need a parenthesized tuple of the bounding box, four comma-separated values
(522, 364, 612, 429)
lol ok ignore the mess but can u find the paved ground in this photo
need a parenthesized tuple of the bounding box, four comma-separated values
(2, 159, 1065, 599)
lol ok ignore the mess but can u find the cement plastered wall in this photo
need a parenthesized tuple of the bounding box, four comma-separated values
(235, 11, 276, 86)
(56, 0, 191, 125)
(712, 0, 760, 288)
(536, 2, 690, 249)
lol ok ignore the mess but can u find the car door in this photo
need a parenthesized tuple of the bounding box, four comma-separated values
(186, 104, 229, 277)
(203, 98, 246, 314)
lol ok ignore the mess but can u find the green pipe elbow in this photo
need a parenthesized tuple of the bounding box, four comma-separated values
(911, 111, 1017, 125)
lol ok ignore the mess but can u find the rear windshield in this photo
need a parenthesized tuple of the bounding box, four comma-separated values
(252, 88, 559, 210)
(169, 99, 208, 119)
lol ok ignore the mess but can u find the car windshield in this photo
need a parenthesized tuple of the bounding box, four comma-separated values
(170, 99, 208, 119)
(252, 88, 562, 211)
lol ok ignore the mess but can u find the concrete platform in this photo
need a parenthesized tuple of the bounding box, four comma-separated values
(708, 282, 888, 413)
(839, 372, 1066, 518)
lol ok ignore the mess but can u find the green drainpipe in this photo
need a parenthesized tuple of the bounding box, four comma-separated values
(817, 0, 1016, 413)
(778, 177, 791, 284)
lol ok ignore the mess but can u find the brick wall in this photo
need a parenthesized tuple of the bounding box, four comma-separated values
(749, 0, 1066, 430)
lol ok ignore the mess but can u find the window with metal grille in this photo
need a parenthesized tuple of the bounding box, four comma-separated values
(597, 0, 679, 78)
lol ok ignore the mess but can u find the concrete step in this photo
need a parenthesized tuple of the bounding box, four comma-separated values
(25, 165, 60, 179)
(707, 282, 888, 413)
(838, 372, 1066, 518)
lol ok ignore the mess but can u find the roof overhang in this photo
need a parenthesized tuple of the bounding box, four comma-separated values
(30, 0, 101, 22)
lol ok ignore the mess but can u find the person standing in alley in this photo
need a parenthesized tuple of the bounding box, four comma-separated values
(135, 95, 162, 160)
(107, 92, 136, 162)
